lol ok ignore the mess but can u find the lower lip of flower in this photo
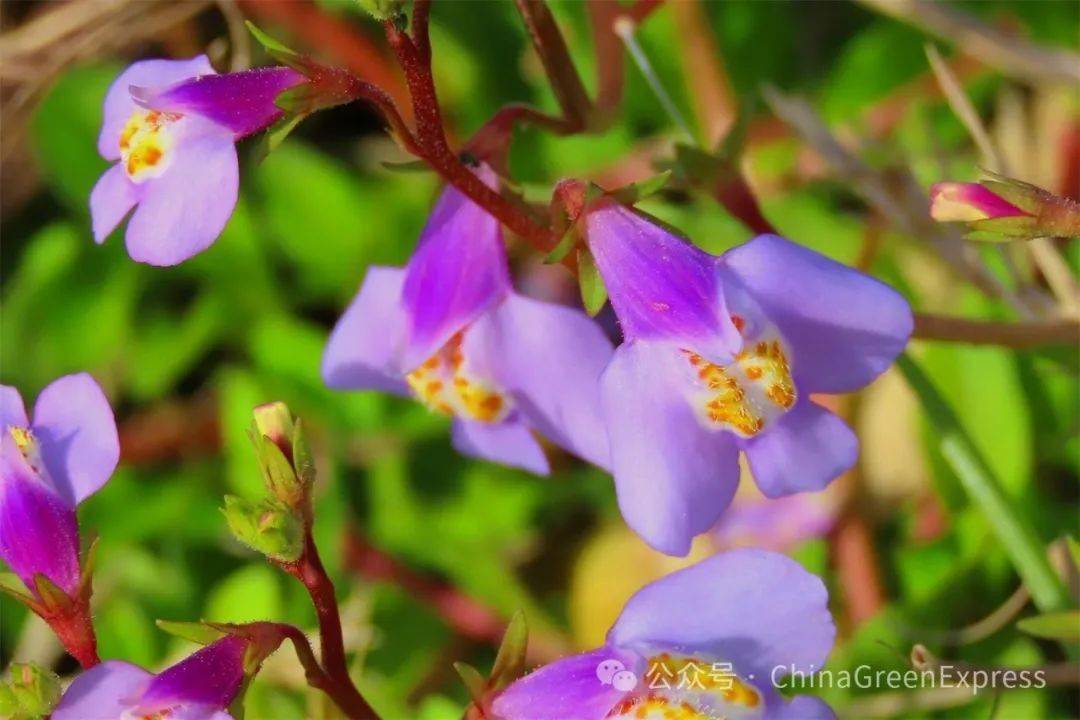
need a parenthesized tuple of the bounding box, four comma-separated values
(607, 651, 763, 719)
(119, 110, 182, 182)
(681, 331, 796, 438)
(405, 333, 511, 423)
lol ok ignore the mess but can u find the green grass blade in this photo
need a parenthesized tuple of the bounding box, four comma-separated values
(897, 353, 1069, 612)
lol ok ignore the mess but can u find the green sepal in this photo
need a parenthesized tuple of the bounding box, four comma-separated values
(577, 248, 608, 317)
(155, 619, 228, 646)
(222, 495, 303, 562)
(292, 419, 316, 488)
(1, 663, 61, 719)
(253, 113, 306, 165)
(250, 431, 303, 506)
(489, 610, 528, 690)
(543, 228, 578, 265)
(32, 574, 71, 613)
(453, 662, 487, 704)
(609, 170, 672, 205)
(1017, 611, 1080, 642)
(0, 572, 33, 604)
(245, 22, 304, 70)
(356, 0, 404, 21)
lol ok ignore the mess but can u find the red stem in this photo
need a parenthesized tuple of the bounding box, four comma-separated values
(281, 531, 379, 720)
(384, 18, 557, 253)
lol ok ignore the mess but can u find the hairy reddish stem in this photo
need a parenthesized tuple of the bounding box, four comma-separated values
(281, 531, 379, 720)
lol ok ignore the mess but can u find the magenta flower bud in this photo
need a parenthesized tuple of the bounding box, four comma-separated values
(0, 374, 119, 597)
(323, 165, 615, 475)
(929, 182, 1028, 222)
(491, 549, 836, 720)
(89, 58, 305, 266)
(582, 203, 912, 556)
(52, 636, 249, 720)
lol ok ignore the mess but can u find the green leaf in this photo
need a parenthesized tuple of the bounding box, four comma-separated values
(897, 353, 1069, 613)
(577, 248, 607, 317)
(1017, 612, 1080, 642)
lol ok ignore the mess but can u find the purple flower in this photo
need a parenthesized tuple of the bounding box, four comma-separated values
(323, 166, 614, 475)
(0, 374, 119, 596)
(52, 635, 248, 720)
(584, 202, 912, 555)
(90, 57, 305, 266)
(491, 548, 836, 720)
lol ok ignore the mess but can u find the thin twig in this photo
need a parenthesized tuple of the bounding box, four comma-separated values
(912, 313, 1080, 348)
(857, 0, 1080, 84)
(512, 0, 592, 129)
(907, 585, 1030, 646)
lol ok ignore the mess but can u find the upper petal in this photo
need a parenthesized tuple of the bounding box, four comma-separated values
(719, 234, 912, 393)
(451, 418, 549, 475)
(140, 636, 248, 711)
(52, 661, 152, 720)
(99, 56, 215, 161)
(400, 165, 511, 369)
(743, 399, 857, 498)
(583, 201, 740, 361)
(0, 386, 27, 428)
(461, 294, 613, 469)
(125, 126, 238, 266)
(132, 67, 306, 138)
(600, 341, 740, 557)
(491, 646, 639, 720)
(0, 436, 81, 595)
(89, 163, 141, 244)
(31, 373, 119, 506)
(321, 266, 410, 395)
(608, 548, 835, 679)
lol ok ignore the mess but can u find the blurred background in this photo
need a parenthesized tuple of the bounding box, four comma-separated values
(1, 1, 1077, 718)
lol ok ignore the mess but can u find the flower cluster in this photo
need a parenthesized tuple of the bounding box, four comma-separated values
(2, 34, 931, 717)
(322, 177, 910, 556)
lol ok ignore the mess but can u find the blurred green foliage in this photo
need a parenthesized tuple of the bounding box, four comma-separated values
(1, 1, 1077, 718)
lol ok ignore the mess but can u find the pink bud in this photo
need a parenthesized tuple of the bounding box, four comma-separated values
(929, 182, 1028, 222)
